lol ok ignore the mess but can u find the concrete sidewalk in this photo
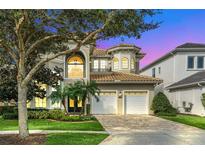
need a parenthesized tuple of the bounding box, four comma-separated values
(0, 130, 109, 135)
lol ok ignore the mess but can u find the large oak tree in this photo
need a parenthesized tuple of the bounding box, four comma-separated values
(0, 9, 159, 138)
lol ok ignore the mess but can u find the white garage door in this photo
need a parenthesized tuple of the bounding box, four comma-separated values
(125, 91, 148, 114)
(91, 91, 117, 114)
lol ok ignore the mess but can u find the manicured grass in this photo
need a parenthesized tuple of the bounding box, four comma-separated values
(160, 114, 205, 129)
(46, 133, 108, 145)
(0, 118, 105, 131)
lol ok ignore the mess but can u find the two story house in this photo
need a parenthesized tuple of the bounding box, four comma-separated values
(140, 43, 205, 116)
(29, 43, 162, 115)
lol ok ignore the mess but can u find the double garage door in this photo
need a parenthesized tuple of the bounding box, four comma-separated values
(91, 91, 148, 114)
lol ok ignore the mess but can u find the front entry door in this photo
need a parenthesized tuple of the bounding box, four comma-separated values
(67, 98, 82, 113)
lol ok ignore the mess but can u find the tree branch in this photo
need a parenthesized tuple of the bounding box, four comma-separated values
(26, 35, 64, 57)
(22, 43, 81, 87)
(0, 40, 18, 63)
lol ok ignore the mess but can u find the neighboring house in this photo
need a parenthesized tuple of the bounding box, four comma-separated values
(166, 71, 205, 116)
(29, 43, 162, 115)
(140, 43, 205, 116)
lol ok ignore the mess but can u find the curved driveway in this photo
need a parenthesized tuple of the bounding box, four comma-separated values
(96, 115, 205, 145)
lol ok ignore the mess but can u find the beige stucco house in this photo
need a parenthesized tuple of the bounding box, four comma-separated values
(29, 43, 162, 115)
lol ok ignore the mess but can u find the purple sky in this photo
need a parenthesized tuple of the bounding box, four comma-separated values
(96, 10, 205, 68)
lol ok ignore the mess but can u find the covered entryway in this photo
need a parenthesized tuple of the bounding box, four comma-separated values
(91, 91, 117, 114)
(124, 91, 148, 114)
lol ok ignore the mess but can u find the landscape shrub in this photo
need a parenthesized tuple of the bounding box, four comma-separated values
(2, 112, 18, 119)
(151, 92, 177, 116)
(48, 109, 65, 120)
(59, 115, 96, 121)
(155, 112, 177, 116)
(28, 108, 49, 112)
(28, 110, 50, 119)
(0, 106, 16, 115)
(2, 107, 96, 121)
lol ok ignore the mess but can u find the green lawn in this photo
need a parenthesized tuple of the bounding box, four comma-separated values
(0, 118, 105, 131)
(160, 114, 205, 129)
(46, 133, 108, 145)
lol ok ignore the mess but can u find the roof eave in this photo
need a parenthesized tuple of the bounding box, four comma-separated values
(166, 81, 205, 90)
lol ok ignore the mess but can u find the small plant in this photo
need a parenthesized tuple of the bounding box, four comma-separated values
(151, 92, 177, 116)
(2, 113, 18, 119)
(201, 93, 205, 108)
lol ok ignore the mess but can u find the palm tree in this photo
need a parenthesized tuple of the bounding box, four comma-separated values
(49, 84, 69, 114)
(67, 80, 100, 115)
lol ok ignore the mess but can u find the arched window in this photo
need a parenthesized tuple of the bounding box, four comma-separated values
(121, 57, 129, 69)
(67, 55, 84, 78)
(113, 57, 119, 70)
(131, 58, 135, 69)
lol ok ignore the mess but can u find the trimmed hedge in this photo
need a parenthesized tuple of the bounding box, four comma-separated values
(151, 92, 177, 116)
(0, 106, 16, 115)
(2, 113, 18, 119)
(28, 111, 50, 119)
(2, 108, 96, 121)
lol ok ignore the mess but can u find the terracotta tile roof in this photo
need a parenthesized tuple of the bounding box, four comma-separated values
(90, 71, 162, 84)
(91, 48, 110, 57)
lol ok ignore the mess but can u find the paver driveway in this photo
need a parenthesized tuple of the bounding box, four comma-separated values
(96, 115, 205, 145)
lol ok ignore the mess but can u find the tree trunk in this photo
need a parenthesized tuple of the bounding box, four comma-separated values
(83, 98, 87, 116)
(62, 100, 68, 114)
(18, 83, 29, 138)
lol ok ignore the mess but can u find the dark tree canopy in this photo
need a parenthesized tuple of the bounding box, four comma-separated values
(0, 65, 63, 102)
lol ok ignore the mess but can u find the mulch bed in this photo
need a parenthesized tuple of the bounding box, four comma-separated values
(0, 134, 46, 145)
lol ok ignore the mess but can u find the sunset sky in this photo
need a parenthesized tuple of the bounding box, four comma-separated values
(97, 10, 205, 68)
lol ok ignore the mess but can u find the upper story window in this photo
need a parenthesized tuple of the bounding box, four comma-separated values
(113, 57, 119, 70)
(187, 56, 194, 69)
(93, 60, 99, 69)
(197, 56, 204, 69)
(152, 68, 156, 77)
(67, 55, 84, 79)
(131, 58, 135, 69)
(122, 57, 129, 69)
(100, 60, 106, 69)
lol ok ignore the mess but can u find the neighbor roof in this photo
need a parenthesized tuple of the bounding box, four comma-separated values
(167, 71, 205, 90)
(90, 71, 162, 84)
(140, 42, 205, 72)
(176, 43, 205, 48)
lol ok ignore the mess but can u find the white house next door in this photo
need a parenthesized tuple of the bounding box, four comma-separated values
(124, 91, 148, 114)
(91, 91, 117, 114)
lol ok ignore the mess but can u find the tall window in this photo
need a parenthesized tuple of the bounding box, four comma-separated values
(131, 58, 135, 69)
(152, 68, 156, 77)
(122, 57, 129, 69)
(100, 60, 106, 69)
(93, 60, 99, 70)
(67, 55, 84, 78)
(197, 56, 204, 69)
(187, 56, 194, 69)
(35, 84, 47, 108)
(113, 57, 119, 70)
